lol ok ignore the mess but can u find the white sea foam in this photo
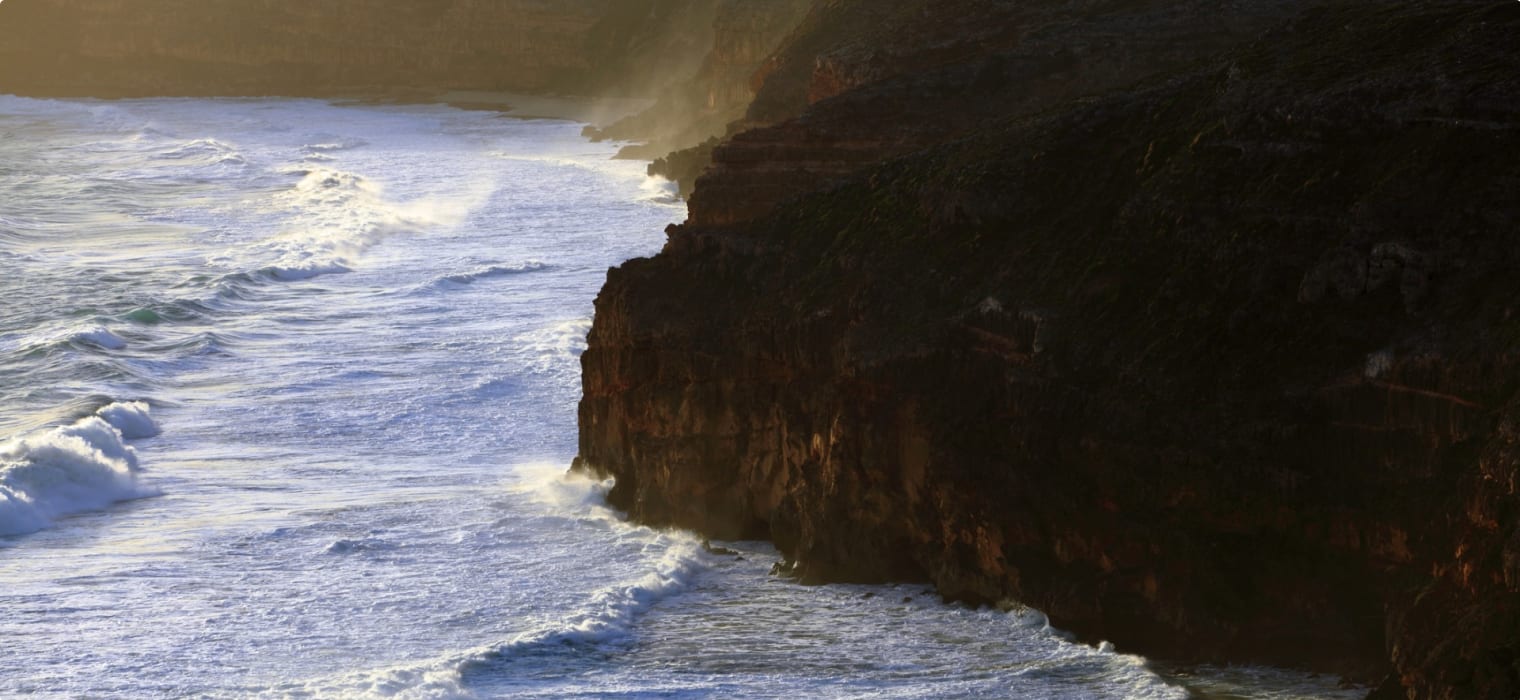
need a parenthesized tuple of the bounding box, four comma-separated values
(257, 663, 473, 700)
(0, 414, 159, 537)
(95, 401, 161, 439)
(257, 166, 413, 280)
(257, 470, 703, 700)
(486, 538, 704, 651)
(514, 319, 593, 385)
(510, 462, 615, 517)
(638, 175, 682, 206)
(274, 537, 706, 700)
(478, 470, 706, 652)
(247, 165, 497, 283)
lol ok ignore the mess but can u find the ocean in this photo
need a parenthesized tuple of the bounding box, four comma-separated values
(0, 96, 1359, 699)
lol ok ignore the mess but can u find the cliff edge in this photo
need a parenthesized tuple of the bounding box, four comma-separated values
(575, 2, 1520, 697)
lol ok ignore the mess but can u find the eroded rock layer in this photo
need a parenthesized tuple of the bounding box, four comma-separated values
(576, 2, 1520, 698)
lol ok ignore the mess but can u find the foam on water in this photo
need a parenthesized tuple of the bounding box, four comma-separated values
(254, 471, 705, 700)
(234, 163, 500, 283)
(253, 166, 409, 279)
(0, 97, 1361, 700)
(0, 407, 160, 537)
(638, 175, 682, 206)
(480, 538, 705, 652)
(96, 400, 161, 439)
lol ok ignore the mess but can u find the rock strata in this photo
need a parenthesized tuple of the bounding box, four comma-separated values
(575, 2, 1520, 698)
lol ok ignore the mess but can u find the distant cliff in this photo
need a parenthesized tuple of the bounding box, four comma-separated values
(575, 2, 1520, 698)
(587, 0, 814, 194)
(0, 0, 718, 97)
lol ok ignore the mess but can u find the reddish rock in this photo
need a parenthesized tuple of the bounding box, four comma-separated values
(576, 2, 1520, 697)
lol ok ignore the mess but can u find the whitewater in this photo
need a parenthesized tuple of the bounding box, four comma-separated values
(0, 96, 1358, 699)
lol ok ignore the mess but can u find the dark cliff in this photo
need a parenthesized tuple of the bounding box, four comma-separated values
(0, 0, 719, 98)
(575, 1, 1520, 698)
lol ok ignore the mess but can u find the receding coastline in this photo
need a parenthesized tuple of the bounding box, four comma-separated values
(7, 1, 1519, 698)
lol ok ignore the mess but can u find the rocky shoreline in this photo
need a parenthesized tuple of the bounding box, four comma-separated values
(573, 2, 1520, 698)
(5, 1, 1518, 697)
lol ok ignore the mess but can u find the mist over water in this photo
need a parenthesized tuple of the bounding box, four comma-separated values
(0, 96, 1355, 699)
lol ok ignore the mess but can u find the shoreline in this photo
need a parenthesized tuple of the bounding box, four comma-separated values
(2, 87, 656, 131)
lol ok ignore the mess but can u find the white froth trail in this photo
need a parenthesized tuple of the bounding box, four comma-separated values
(0, 402, 161, 537)
(470, 469, 707, 657)
(259, 663, 474, 700)
(494, 535, 705, 648)
(261, 469, 707, 700)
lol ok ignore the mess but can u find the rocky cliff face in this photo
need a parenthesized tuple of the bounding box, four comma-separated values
(0, 0, 718, 97)
(576, 2, 1520, 698)
(686, 0, 1302, 225)
(588, 0, 814, 191)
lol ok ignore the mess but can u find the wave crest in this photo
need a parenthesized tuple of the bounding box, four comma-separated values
(72, 326, 128, 350)
(429, 262, 547, 289)
(96, 401, 161, 439)
(0, 405, 161, 537)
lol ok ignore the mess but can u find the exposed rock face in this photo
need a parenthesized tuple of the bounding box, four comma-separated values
(0, 0, 719, 97)
(687, 0, 1302, 225)
(576, 1, 1520, 698)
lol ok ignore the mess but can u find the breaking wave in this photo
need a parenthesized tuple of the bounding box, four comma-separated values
(428, 262, 548, 289)
(263, 540, 707, 700)
(72, 326, 128, 350)
(95, 401, 161, 439)
(255, 472, 706, 699)
(469, 539, 705, 661)
(155, 138, 246, 168)
(0, 402, 161, 537)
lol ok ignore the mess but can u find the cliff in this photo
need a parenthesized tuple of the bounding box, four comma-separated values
(575, 1, 1520, 698)
(686, 0, 1305, 225)
(586, 0, 814, 194)
(0, 0, 720, 98)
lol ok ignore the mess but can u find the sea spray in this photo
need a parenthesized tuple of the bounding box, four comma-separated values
(96, 400, 161, 439)
(0, 403, 160, 536)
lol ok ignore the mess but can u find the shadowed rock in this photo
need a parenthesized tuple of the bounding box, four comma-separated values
(575, 2, 1520, 697)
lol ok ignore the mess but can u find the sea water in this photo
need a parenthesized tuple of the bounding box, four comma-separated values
(0, 96, 1361, 699)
